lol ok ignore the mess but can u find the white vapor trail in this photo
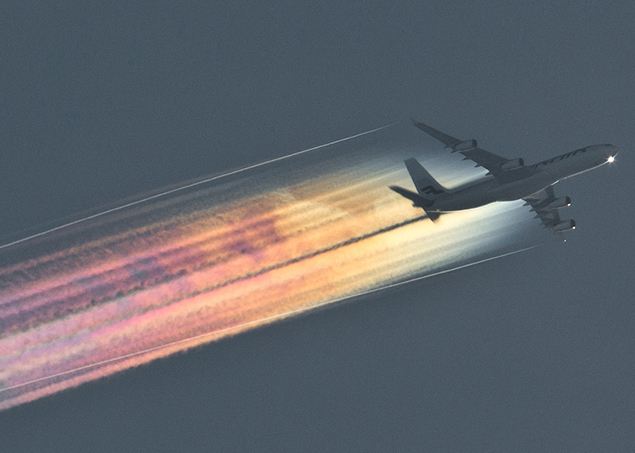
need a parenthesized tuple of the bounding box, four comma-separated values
(0, 244, 539, 394)
(0, 123, 398, 251)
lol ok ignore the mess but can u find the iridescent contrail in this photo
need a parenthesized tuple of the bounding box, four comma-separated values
(0, 123, 397, 252)
(0, 133, 531, 411)
(0, 244, 537, 395)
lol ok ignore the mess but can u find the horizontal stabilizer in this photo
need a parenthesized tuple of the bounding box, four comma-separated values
(389, 185, 433, 207)
(389, 185, 441, 222)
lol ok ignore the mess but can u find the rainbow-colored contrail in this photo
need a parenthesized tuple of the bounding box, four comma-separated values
(0, 135, 530, 411)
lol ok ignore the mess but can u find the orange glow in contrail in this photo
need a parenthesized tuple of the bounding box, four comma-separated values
(0, 138, 531, 411)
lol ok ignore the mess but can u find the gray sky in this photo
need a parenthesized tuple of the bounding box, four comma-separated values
(1, 2, 634, 452)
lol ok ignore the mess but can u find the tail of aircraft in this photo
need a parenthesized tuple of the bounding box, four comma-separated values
(389, 158, 447, 222)
(404, 158, 447, 198)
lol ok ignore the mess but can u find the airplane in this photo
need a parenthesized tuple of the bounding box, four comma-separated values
(390, 120, 619, 241)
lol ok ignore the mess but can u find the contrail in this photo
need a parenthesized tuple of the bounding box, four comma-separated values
(0, 244, 538, 395)
(0, 140, 531, 410)
(0, 123, 397, 251)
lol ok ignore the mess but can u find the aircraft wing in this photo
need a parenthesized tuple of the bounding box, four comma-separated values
(412, 119, 537, 183)
(523, 186, 566, 242)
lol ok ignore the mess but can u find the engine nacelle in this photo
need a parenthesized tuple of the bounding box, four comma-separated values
(450, 139, 477, 152)
(553, 219, 576, 232)
(545, 196, 572, 210)
(499, 158, 525, 171)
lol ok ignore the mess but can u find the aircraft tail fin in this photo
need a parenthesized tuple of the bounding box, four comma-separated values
(404, 158, 447, 199)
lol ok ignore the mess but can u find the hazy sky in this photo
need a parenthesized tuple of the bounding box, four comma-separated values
(1, 2, 634, 452)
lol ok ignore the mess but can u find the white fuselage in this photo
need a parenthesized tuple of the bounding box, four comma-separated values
(431, 144, 618, 212)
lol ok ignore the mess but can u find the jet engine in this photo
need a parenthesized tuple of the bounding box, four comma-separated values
(499, 158, 525, 171)
(450, 139, 477, 152)
(545, 196, 572, 210)
(553, 219, 576, 232)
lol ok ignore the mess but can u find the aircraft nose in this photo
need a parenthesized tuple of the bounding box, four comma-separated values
(603, 144, 619, 160)
(592, 144, 619, 163)
(586, 144, 619, 160)
(608, 148, 619, 163)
